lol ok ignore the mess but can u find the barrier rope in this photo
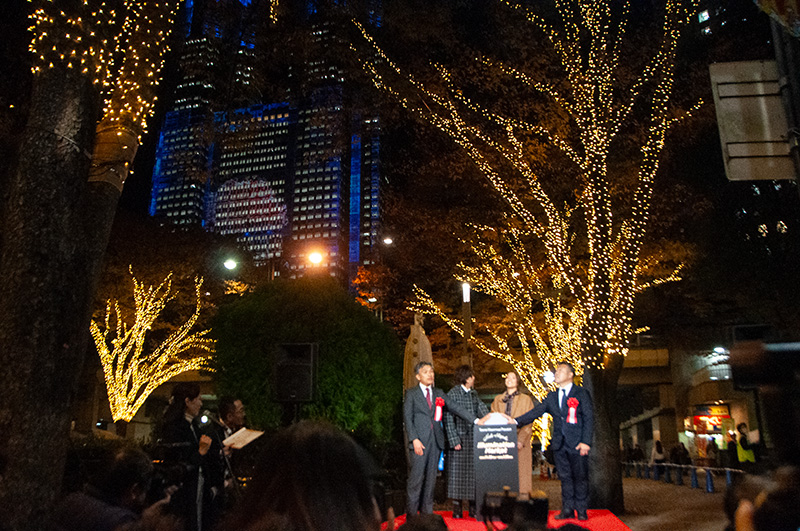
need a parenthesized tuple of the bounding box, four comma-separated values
(621, 461, 745, 492)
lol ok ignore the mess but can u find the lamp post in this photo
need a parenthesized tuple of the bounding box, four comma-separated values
(462, 282, 472, 367)
(368, 296, 383, 321)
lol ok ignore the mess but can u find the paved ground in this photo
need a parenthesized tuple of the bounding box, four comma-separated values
(529, 471, 729, 531)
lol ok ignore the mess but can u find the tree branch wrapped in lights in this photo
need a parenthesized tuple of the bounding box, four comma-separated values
(90, 269, 214, 423)
(0, 0, 184, 526)
(353, 0, 699, 510)
(29, 0, 180, 190)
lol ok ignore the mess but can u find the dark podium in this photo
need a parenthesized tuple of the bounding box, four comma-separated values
(474, 422, 518, 519)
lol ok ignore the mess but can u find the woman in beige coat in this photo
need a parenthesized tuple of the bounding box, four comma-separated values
(491, 371, 535, 496)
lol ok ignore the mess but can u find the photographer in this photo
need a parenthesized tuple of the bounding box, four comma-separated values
(52, 446, 177, 531)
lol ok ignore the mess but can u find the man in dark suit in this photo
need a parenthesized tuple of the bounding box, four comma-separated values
(514, 361, 593, 521)
(404, 361, 480, 515)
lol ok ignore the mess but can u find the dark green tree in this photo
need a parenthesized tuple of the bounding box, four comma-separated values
(212, 276, 403, 443)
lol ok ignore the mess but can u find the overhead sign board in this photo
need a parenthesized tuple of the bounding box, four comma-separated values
(693, 404, 731, 417)
(709, 60, 795, 181)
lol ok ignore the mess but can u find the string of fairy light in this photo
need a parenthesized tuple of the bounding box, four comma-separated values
(28, 0, 180, 139)
(270, 0, 279, 23)
(357, 0, 698, 401)
(90, 270, 214, 423)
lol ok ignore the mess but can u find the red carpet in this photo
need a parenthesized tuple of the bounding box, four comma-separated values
(383, 510, 629, 530)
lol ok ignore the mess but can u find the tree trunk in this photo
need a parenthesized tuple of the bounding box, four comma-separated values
(115, 420, 129, 438)
(0, 62, 121, 530)
(584, 356, 625, 514)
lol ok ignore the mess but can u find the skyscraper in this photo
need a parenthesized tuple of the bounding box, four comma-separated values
(150, 0, 382, 284)
(207, 103, 294, 268)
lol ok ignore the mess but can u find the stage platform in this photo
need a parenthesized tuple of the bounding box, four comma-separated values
(383, 510, 630, 530)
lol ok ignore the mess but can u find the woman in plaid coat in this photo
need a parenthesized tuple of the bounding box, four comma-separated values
(444, 365, 490, 519)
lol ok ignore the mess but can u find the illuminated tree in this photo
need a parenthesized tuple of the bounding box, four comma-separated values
(354, 0, 699, 510)
(0, 2, 180, 528)
(91, 270, 214, 423)
(29, 0, 179, 189)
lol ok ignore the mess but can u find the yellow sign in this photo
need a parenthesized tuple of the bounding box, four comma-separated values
(693, 404, 730, 417)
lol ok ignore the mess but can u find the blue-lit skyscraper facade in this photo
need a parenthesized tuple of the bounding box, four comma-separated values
(150, 0, 382, 284)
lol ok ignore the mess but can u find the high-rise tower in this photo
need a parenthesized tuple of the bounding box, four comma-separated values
(150, 0, 383, 285)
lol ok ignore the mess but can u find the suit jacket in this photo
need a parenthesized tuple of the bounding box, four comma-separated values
(404, 385, 477, 452)
(516, 384, 593, 453)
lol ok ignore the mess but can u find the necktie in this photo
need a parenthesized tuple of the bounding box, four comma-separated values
(559, 389, 564, 409)
(425, 387, 432, 409)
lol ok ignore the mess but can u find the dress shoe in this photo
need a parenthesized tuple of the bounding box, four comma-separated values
(577, 511, 588, 521)
(554, 510, 574, 520)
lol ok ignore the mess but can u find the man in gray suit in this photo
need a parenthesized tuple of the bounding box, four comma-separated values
(404, 361, 480, 515)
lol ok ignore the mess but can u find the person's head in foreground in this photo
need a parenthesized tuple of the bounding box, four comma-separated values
(726, 466, 800, 531)
(221, 420, 380, 531)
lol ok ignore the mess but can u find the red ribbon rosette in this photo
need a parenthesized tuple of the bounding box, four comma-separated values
(567, 397, 579, 424)
(434, 397, 445, 422)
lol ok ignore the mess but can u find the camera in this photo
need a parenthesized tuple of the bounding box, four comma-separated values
(482, 487, 549, 530)
(145, 461, 185, 508)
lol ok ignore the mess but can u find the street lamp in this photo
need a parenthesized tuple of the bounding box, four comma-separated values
(223, 258, 238, 271)
(383, 237, 393, 245)
(462, 282, 472, 367)
(308, 251, 323, 265)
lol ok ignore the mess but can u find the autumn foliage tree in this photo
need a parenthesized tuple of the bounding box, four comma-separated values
(354, 0, 699, 511)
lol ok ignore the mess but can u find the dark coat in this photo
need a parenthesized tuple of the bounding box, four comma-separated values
(444, 385, 489, 500)
(516, 384, 593, 453)
(161, 418, 206, 531)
